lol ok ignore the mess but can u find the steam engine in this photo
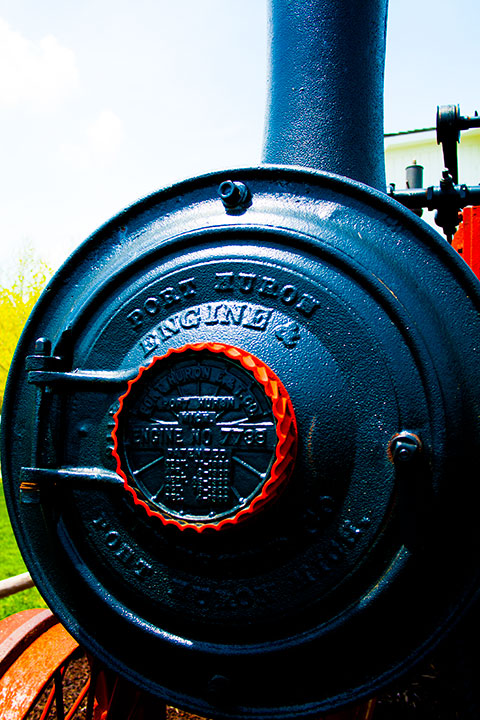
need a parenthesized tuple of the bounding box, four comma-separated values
(2, 1, 480, 717)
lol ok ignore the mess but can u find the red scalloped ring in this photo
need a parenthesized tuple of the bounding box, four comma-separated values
(111, 343, 297, 533)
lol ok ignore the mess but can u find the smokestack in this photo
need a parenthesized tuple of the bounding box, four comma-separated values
(263, 0, 388, 191)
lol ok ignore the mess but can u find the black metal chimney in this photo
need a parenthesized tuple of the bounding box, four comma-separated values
(263, 0, 388, 191)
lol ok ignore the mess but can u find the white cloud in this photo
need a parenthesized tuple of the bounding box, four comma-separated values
(87, 110, 124, 156)
(0, 17, 78, 109)
(60, 110, 125, 170)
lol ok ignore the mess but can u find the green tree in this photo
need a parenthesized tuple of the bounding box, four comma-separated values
(0, 247, 52, 413)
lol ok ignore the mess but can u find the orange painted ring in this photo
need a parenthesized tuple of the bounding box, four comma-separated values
(112, 343, 297, 532)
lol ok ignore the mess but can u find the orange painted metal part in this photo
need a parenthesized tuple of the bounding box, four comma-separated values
(0, 608, 57, 676)
(0, 609, 80, 719)
(453, 206, 480, 279)
(36, 662, 90, 720)
(0, 609, 167, 719)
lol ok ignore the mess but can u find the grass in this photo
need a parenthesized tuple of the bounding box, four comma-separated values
(0, 483, 47, 619)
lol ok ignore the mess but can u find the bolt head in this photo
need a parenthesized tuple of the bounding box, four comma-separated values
(34, 337, 52, 355)
(217, 180, 250, 209)
(388, 431, 422, 463)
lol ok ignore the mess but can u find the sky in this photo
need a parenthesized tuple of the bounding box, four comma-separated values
(0, 0, 479, 275)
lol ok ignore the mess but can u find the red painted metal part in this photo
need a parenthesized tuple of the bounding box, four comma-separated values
(93, 672, 166, 720)
(453, 206, 480, 279)
(0, 609, 80, 719)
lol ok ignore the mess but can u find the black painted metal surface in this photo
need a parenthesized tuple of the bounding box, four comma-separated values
(2, 166, 480, 717)
(263, 0, 387, 190)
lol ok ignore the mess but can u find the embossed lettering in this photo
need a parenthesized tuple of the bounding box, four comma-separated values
(131, 558, 152, 579)
(214, 272, 234, 291)
(126, 278, 197, 331)
(180, 411, 217, 427)
(140, 303, 274, 356)
(191, 428, 213, 446)
(221, 427, 267, 446)
(165, 365, 212, 387)
(92, 515, 153, 579)
(133, 426, 184, 447)
(159, 287, 180, 307)
(144, 297, 160, 315)
(296, 293, 321, 317)
(219, 304, 245, 325)
(180, 307, 201, 329)
(158, 316, 181, 339)
(115, 543, 134, 563)
(258, 276, 279, 299)
(105, 530, 120, 547)
(127, 309, 143, 329)
(203, 304, 221, 325)
(238, 272, 256, 293)
(156, 395, 235, 413)
(280, 285, 298, 305)
(141, 331, 161, 356)
(137, 386, 164, 415)
(178, 277, 196, 298)
(274, 322, 300, 348)
(243, 306, 273, 331)
(209, 271, 321, 319)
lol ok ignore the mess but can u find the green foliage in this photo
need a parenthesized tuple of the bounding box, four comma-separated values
(0, 246, 52, 413)
(0, 485, 47, 619)
(0, 246, 51, 616)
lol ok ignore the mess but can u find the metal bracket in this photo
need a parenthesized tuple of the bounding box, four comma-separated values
(19, 467, 124, 503)
(436, 104, 480, 185)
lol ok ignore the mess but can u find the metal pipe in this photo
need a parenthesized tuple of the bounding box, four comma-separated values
(263, 0, 388, 191)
